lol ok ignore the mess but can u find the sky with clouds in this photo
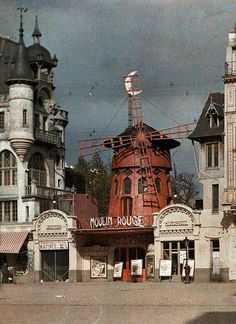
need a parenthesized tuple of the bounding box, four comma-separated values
(1, 0, 236, 174)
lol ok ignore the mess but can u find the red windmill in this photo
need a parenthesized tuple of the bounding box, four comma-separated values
(79, 72, 194, 227)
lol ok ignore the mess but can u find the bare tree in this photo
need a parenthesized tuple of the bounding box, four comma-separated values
(171, 172, 199, 209)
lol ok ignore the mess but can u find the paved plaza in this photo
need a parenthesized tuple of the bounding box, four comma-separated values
(0, 282, 236, 324)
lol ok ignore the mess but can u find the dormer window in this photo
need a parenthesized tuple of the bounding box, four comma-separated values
(209, 113, 219, 128)
(205, 103, 219, 128)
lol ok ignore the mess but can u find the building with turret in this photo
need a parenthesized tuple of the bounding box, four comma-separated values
(0, 14, 69, 276)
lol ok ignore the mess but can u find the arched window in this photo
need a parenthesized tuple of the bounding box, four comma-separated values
(0, 150, 17, 186)
(123, 197, 132, 216)
(155, 178, 161, 193)
(28, 153, 46, 186)
(23, 109, 27, 126)
(138, 177, 148, 194)
(124, 178, 131, 194)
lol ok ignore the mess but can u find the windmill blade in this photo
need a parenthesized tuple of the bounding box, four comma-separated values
(123, 72, 143, 129)
(79, 121, 194, 156)
(124, 71, 142, 96)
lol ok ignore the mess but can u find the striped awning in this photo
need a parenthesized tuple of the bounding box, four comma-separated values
(0, 231, 29, 254)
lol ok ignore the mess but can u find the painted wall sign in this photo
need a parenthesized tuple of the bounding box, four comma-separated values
(39, 240, 68, 250)
(158, 206, 194, 234)
(90, 216, 143, 229)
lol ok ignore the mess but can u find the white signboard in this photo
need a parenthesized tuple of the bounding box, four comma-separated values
(131, 259, 143, 276)
(39, 240, 68, 250)
(159, 259, 172, 277)
(182, 259, 195, 277)
(113, 262, 123, 278)
(180, 250, 187, 264)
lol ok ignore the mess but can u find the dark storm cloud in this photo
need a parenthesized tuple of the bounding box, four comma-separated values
(1, 0, 236, 173)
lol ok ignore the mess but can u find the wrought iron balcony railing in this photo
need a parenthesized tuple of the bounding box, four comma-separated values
(225, 61, 236, 76)
(25, 185, 72, 199)
(34, 128, 61, 146)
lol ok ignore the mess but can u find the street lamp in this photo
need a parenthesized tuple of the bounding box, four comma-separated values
(184, 237, 190, 284)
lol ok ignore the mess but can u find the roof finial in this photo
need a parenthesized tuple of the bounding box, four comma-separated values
(17, 7, 28, 43)
(32, 15, 42, 44)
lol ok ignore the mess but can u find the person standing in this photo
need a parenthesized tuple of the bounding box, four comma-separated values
(2, 263, 9, 284)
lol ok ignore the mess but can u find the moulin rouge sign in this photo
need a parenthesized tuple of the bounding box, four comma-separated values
(90, 216, 144, 229)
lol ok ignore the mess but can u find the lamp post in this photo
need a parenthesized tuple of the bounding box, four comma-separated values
(184, 237, 190, 284)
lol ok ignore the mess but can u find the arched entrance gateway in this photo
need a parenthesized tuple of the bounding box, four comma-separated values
(32, 210, 77, 282)
(153, 204, 201, 282)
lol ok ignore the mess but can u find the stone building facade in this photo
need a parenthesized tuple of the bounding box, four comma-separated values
(0, 15, 69, 277)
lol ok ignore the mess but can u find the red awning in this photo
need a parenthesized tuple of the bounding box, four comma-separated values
(0, 231, 28, 254)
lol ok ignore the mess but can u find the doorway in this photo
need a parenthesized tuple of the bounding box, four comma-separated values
(114, 247, 145, 281)
(41, 250, 69, 282)
(162, 240, 195, 279)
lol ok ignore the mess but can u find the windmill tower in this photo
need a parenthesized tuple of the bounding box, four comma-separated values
(79, 72, 193, 225)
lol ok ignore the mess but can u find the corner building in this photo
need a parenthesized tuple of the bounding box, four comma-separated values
(0, 16, 69, 280)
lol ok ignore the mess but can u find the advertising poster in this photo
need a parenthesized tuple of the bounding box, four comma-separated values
(146, 256, 155, 278)
(131, 259, 143, 276)
(159, 259, 172, 277)
(91, 257, 107, 278)
(113, 262, 123, 278)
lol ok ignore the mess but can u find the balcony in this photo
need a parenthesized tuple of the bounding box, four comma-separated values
(34, 128, 61, 147)
(225, 61, 236, 76)
(24, 185, 72, 200)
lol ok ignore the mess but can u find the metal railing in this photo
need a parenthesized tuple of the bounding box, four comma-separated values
(225, 61, 236, 76)
(40, 268, 69, 282)
(34, 128, 61, 146)
(24, 185, 72, 199)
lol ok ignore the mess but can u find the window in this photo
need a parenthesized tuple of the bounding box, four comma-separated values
(28, 153, 46, 186)
(124, 178, 131, 194)
(0, 150, 17, 186)
(207, 143, 218, 168)
(0, 111, 4, 131)
(155, 178, 161, 193)
(211, 239, 220, 252)
(212, 184, 219, 212)
(123, 197, 132, 216)
(43, 116, 47, 130)
(35, 113, 40, 129)
(0, 201, 17, 222)
(23, 109, 27, 126)
(138, 177, 148, 194)
(209, 114, 219, 128)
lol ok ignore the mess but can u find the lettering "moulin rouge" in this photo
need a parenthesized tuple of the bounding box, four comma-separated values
(90, 216, 143, 229)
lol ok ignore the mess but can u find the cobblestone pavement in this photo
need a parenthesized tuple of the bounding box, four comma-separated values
(0, 282, 236, 324)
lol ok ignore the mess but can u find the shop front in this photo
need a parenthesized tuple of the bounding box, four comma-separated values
(77, 214, 155, 282)
(32, 209, 77, 282)
(153, 204, 201, 282)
